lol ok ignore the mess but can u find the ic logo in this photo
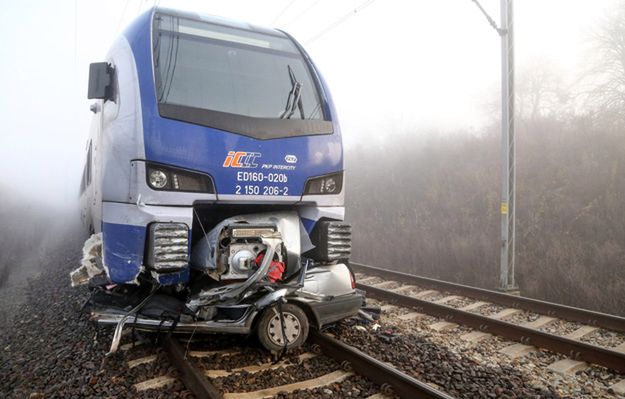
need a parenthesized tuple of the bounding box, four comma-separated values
(223, 151, 261, 168)
(285, 155, 298, 164)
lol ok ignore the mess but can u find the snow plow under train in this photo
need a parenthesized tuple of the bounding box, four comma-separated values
(72, 7, 363, 354)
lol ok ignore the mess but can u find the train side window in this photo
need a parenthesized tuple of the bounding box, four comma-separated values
(79, 141, 92, 194)
(80, 165, 87, 194)
(86, 141, 92, 186)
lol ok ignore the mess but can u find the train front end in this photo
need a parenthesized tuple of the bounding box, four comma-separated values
(73, 8, 363, 353)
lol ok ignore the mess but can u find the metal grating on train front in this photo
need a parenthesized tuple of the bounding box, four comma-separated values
(146, 222, 189, 271)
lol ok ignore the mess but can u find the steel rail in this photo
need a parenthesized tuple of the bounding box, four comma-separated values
(358, 283, 625, 373)
(309, 330, 454, 399)
(161, 336, 223, 399)
(163, 331, 451, 399)
(351, 263, 625, 333)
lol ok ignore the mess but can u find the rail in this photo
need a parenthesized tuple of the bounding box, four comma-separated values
(161, 332, 453, 399)
(351, 263, 625, 333)
(309, 331, 453, 399)
(161, 335, 222, 399)
(356, 280, 625, 373)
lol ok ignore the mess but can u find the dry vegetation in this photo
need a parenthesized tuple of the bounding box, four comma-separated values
(347, 118, 625, 316)
(347, 2, 625, 316)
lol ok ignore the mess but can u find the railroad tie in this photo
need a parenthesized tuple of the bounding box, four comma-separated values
(428, 321, 458, 332)
(133, 375, 176, 392)
(390, 285, 416, 294)
(433, 295, 462, 305)
(609, 379, 625, 395)
(187, 348, 239, 358)
(521, 316, 556, 329)
(358, 276, 379, 284)
(204, 353, 316, 378)
(119, 340, 149, 351)
(460, 331, 492, 343)
(499, 343, 536, 359)
(380, 304, 398, 313)
(365, 394, 395, 399)
(414, 290, 438, 299)
(459, 301, 487, 311)
(398, 311, 425, 321)
(223, 370, 353, 399)
(611, 342, 625, 353)
(371, 281, 397, 289)
(547, 359, 589, 376)
(565, 326, 599, 340)
(127, 355, 158, 369)
(490, 308, 523, 321)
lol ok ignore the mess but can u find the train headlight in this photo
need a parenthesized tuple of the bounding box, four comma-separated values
(304, 172, 343, 195)
(325, 177, 336, 193)
(149, 169, 168, 189)
(146, 163, 215, 193)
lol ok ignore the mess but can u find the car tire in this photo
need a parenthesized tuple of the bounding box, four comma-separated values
(257, 303, 309, 352)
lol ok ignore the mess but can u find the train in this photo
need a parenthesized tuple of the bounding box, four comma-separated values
(71, 7, 363, 354)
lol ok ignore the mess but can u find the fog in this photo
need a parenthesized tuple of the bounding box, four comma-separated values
(1, 0, 623, 313)
(0, 0, 615, 206)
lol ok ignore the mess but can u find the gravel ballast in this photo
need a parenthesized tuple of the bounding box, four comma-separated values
(328, 321, 562, 399)
(0, 234, 191, 399)
(352, 297, 625, 398)
(5, 243, 623, 398)
(0, 236, 384, 399)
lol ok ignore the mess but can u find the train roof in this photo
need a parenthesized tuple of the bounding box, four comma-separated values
(152, 7, 287, 38)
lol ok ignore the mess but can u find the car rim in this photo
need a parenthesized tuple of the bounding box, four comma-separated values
(267, 311, 301, 346)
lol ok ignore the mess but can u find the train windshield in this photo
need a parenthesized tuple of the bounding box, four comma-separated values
(152, 13, 333, 139)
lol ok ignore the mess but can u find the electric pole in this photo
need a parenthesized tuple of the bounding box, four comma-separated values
(470, 0, 518, 292)
(499, 0, 517, 293)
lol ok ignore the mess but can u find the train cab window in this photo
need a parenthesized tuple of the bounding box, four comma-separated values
(152, 12, 333, 139)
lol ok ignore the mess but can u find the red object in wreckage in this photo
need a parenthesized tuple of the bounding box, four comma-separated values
(255, 252, 285, 282)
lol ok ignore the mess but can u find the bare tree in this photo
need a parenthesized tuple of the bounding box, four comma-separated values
(516, 58, 571, 121)
(582, 1, 625, 124)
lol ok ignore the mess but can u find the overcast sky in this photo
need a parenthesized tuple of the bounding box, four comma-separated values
(0, 0, 617, 207)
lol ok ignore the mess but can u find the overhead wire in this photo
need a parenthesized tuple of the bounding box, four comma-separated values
(114, 0, 131, 36)
(74, 0, 78, 69)
(272, 0, 298, 25)
(304, 0, 376, 45)
(282, 0, 323, 28)
(137, 0, 145, 14)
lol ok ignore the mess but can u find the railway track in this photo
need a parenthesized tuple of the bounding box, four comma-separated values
(351, 262, 625, 394)
(8, 239, 620, 398)
(122, 332, 453, 398)
(351, 263, 625, 333)
(103, 264, 625, 398)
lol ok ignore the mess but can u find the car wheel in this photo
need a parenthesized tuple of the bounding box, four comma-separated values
(257, 303, 309, 352)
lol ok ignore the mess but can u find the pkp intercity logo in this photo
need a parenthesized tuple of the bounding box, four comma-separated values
(223, 151, 261, 168)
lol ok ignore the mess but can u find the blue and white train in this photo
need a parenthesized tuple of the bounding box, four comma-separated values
(73, 7, 362, 352)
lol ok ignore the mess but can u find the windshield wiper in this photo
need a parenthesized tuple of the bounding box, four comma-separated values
(280, 65, 305, 119)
